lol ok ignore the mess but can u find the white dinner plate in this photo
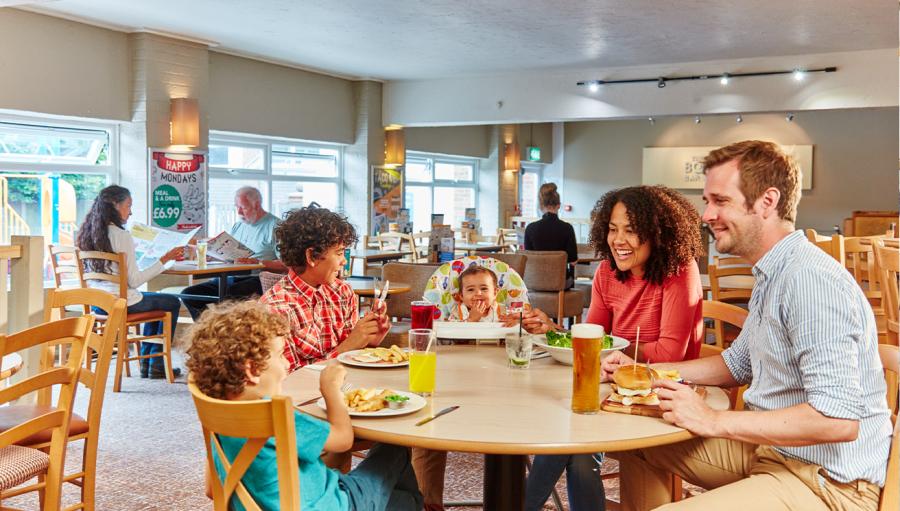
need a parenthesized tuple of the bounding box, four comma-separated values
(532, 334, 629, 366)
(317, 390, 427, 417)
(337, 348, 410, 368)
(434, 321, 518, 339)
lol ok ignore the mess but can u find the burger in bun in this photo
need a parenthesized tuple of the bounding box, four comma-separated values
(609, 365, 662, 406)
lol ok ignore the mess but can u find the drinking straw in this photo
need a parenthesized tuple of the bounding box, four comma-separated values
(633, 326, 641, 374)
(518, 310, 523, 337)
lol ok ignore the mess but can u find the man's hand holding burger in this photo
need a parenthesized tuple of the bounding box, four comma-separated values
(655, 379, 721, 437)
(601, 350, 635, 382)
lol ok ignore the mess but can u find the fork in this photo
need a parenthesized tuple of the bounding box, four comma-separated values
(296, 382, 352, 407)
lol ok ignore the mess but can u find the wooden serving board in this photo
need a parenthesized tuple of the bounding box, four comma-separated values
(601, 387, 707, 418)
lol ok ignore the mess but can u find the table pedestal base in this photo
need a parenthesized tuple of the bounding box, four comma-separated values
(483, 454, 525, 510)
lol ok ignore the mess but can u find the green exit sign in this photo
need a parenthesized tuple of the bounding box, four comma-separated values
(527, 146, 541, 161)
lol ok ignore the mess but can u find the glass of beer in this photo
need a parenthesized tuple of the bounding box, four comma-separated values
(571, 323, 604, 414)
(196, 240, 208, 270)
(408, 329, 437, 396)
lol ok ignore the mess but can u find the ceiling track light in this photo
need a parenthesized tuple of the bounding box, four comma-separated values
(786, 112, 795, 122)
(736, 114, 743, 123)
(648, 117, 655, 125)
(694, 116, 701, 124)
(576, 66, 836, 90)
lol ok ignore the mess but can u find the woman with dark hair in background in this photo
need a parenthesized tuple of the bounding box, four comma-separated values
(77, 185, 184, 379)
(523, 185, 704, 511)
(524, 182, 578, 287)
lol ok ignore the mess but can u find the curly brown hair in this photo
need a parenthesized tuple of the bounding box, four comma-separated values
(185, 300, 289, 400)
(276, 207, 358, 270)
(588, 185, 702, 285)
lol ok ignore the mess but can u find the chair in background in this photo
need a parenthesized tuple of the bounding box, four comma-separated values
(0, 316, 94, 511)
(520, 250, 583, 326)
(76, 250, 175, 392)
(473, 251, 527, 277)
(423, 255, 530, 321)
(259, 271, 286, 295)
(380, 261, 442, 346)
(48, 245, 82, 290)
(702, 300, 748, 350)
(804, 228, 831, 243)
(707, 265, 753, 348)
(807, 232, 846, 265)
(497, 228, 519, 252)
(189, 383, 300, 511)
(874, 240, 899, 346)
(21, 288, 125, 511)
(711, 255, 752, 267)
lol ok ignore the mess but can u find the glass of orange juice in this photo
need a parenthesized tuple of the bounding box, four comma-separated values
(571, 323, 604, 414)
(408, 329, 436, 396)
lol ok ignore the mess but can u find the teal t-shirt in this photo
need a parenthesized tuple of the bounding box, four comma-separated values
(229, 212, 280, 261)
(213, 409, 349, 511)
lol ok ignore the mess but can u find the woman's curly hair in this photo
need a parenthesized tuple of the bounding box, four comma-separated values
(185, 300, 289, 400)
(276, 207, 358, 270)
(588, 185, 702, 286)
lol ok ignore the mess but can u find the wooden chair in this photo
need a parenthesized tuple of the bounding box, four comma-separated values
(18, 289, 126, 511)
(0, 316, 94, 511)
(703, 300, 748, 350)
(707, 265, 753, 348)
(711, 255, 752, 268)
(188, 382, 301, 511)
(380, 262, 443, 347)
(874, 240, 899, 345)
(497, 228, 519, 252)
(878, 344, 898, 511)
(48, 245, 81, 290)
(804, 228, 831, 243)
(520, 251, 583, 325)
(259, 271, 286, 295)
(809, 233, 846, 265)
(76, 250, 176, 392)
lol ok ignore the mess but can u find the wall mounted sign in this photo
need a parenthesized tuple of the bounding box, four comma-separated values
(149, 149, 208, 234)
(642, 145, 813, 189)
(372, 165, 403, 235)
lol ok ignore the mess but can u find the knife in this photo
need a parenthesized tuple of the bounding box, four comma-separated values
(415, 405, 459, 426)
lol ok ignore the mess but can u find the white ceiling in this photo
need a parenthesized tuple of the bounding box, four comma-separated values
(20, 0, 899, 81)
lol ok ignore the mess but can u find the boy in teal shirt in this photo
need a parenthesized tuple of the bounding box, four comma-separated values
(186, 301, 422, 511)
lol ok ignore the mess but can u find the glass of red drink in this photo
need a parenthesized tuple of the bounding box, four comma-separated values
(410, 301, 437, 330)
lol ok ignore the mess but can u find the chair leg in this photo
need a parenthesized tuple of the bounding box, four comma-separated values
(112, 322, 128, 393)
(81, 436, 97, 511)
(163, 313, 175, 383)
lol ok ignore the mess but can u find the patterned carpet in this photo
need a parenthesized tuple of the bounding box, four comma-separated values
(4, 352, 633, 511)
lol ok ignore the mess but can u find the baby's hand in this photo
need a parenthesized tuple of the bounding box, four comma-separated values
(467, 300, 488, 322)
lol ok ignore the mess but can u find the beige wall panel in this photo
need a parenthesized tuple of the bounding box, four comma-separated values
(208, 52, 354, 144)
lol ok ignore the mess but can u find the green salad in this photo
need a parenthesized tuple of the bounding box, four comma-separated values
(385, 394, 410, 403)
(545, 330, 614, 349)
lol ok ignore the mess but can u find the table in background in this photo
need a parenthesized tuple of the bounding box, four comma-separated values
(455, 242, 505, 255)
(859, 237, 899, 248)
(348, 280, 411, 297)
(163, 261, 264, 300)
(286, 345, 729, 510)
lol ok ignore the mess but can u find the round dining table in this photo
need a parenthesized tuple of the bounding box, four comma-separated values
(285, 344, 730, 510)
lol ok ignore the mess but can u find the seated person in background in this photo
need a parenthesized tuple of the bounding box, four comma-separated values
(521, 185, 704, 511)
(446, 266, 506, 322)
(183, 186, 287, 320)
(185, 300, 422, 511)
(261, 206, 389, 371)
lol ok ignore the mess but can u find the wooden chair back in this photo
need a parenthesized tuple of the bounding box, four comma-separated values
(708, 264, 753, 304)
(702, 300, 748, 407)
(76, 250, 128, 299)
(48, 245, 81, 290)
(0, 316, 94, 511)
(874, 240, 899, 345)
(844, 236, 882, 303)
(189, 383, 300, 511)
(497, 228, 519, 252)
(377, 233, 420, 263)
(711, 256, 752, 268)
(810, 234, 846, 266)
(878, 344, 899, 511)
(41, 288, 125, 510)
(804, 228, 830, 242)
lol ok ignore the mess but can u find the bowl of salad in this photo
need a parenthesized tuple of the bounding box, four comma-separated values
(533, 330, 629, 366)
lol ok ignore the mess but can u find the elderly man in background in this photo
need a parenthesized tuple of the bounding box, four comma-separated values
(182, 186, 286, 320)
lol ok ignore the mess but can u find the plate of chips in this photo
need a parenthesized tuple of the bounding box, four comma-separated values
(338, 345, 410, 368)
(317, 388, 427, 417)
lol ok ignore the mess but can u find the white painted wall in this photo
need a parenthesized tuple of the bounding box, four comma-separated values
(384, 49, 898, 126)
(562, 108, 898, 233)
(405, 125, 490, 158)
(0, 9, 130, 120)
(208, 52, 355, 144)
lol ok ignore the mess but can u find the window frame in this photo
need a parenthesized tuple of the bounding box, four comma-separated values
(209, 131, 344, 215)
(404, 152, 479, 230)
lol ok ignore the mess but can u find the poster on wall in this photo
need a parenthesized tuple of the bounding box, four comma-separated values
(642, 145, 813, 190)
(372, 165, 403, 235)
(148, 149, 208, 235)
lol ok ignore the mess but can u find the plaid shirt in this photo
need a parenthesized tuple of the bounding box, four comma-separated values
(260, 270, 359, 371)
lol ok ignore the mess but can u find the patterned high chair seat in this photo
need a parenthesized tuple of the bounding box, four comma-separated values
(423, 255, 530, 320)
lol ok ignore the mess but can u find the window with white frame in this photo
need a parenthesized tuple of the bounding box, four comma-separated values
(0, 119, 116, 246)
(403, 153, 478, 231)
(519, 163, 544, 219)
(208, 133, 343, 235)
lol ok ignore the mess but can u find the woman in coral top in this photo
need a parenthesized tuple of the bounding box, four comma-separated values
(522, 185, 704, 511)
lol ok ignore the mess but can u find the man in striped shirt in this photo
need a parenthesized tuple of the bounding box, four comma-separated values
(605, 140, 892, 510)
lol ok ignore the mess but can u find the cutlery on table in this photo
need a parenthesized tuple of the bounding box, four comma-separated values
(415, 405, 460, 426)
(296, 382, 352, 408)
